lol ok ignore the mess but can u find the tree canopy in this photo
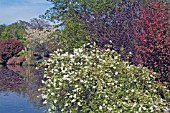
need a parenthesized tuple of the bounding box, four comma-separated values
(40, 0, 122, 26)
(0, 21, 26, 40)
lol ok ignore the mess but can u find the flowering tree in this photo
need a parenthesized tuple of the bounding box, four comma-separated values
(24, 27, 60, 64)
(24, 27, 59, 51)
(134, 0, 170, 85)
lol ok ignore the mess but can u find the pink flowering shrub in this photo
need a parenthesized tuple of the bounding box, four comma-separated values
(134, 0, 170, 85)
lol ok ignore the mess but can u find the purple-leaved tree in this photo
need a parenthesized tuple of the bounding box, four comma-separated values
(79, 0, 141, 63)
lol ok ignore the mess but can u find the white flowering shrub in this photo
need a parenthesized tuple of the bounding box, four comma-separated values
(40, 43, 170, 113)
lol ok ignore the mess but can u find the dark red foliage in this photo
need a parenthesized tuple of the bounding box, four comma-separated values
(0, 38, 23, 64)
(134, 0, 170, 84)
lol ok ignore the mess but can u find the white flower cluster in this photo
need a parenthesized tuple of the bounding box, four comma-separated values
(40, 43, 170, 113)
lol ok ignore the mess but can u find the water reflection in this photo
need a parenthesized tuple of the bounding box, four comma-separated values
(0, 65, 46, 113)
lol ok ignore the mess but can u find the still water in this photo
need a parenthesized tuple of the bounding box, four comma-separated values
(0, 65, 46, 113)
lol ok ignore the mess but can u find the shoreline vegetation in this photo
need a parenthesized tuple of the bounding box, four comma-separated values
(0, 0, 169, 112)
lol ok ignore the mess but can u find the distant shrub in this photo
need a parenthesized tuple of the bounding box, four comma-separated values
(7, 55, 26, 65)
(0, 38, 23, 64)
(40, 43, 170, 113)
(134, 0, 170, 85)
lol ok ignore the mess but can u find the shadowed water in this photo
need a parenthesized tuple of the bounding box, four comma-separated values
(0, 65, 46, 113)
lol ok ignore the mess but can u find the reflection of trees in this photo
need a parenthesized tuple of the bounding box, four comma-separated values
(0, 65, 45, 108)
(7, 65, 26, 76)
(0, 67, 25, 93)
(24, 66, 44, 108)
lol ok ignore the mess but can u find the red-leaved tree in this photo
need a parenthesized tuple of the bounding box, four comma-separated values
(0, 38, 23, 64)
(134, 0, 170, 85)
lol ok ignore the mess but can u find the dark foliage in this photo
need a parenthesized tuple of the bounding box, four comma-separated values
(78, 0, 141, 62)
(33, 44, 50, 60)
(0, 38, 23, 64)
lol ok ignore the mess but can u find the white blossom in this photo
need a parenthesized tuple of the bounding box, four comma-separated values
(107, 107, 112, 111)
(99, 106, 102, 110)
(51, 92, 55, 96)
(43, 100, 47, 104)
(65, 103, 69, 106)
(71, 99, 76, 103)
(54, 99, 57, 104)
(42, 95, 47, 99)
(77, 102, 82, 106)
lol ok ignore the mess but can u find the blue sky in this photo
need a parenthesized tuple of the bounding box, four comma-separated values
(0, 0, 52, 25)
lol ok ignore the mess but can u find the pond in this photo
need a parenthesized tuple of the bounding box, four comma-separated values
(0, 65, 46, 113)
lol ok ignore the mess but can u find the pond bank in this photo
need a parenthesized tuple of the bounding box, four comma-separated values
(0, 66, 46, 113)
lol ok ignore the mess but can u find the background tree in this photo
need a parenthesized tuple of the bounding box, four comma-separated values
(40, 0, 121, 26)
(78, 0, 141, 62)
(27, 18, 51, 30)
(0, 21, 26, 40)
(41, 0, 134, 52)
(0, 24, 6, 37)
(41, 0, 168, 60)
(23, 27, 60, 64)
(60, 17, 90, 51)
